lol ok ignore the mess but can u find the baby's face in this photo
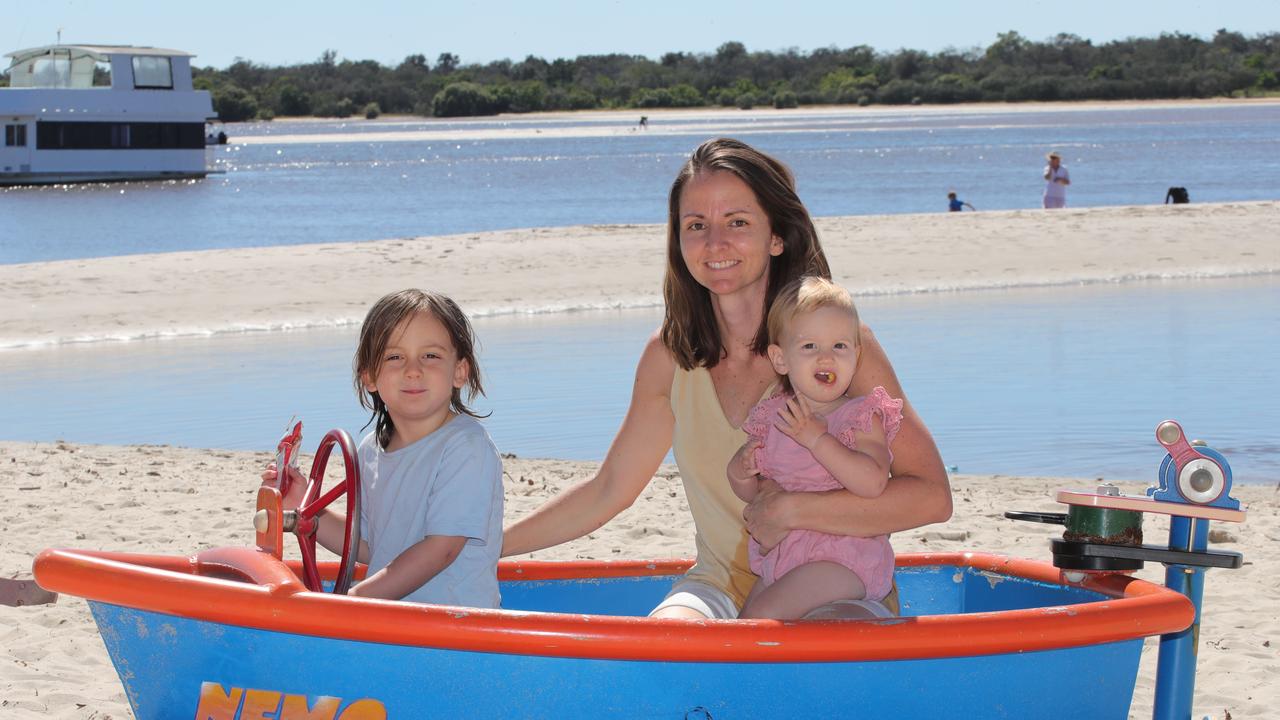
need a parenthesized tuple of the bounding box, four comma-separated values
(768, 305, 860, 408)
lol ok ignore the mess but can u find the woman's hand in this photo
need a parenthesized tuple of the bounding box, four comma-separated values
(774, 395, 828, 450)
(742, 477, 792, 553)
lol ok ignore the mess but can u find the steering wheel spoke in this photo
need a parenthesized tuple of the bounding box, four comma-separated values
(291, 429, 362, 593)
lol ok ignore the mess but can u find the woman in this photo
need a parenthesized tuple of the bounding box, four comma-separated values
(502, 138, 952, 619)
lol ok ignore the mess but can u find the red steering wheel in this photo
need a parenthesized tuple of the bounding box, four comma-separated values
(288, 429, 362, 593)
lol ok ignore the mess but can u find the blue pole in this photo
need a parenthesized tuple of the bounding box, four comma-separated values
(1152, 516, 1209, 720)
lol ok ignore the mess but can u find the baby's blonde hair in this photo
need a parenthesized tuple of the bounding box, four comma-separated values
(766, 276, 861, 393)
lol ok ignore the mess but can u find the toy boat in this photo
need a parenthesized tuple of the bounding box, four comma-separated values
(31, 421, 1244, 719)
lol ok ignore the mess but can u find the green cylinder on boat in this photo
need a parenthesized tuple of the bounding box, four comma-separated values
(1063, 505, 1143, 546)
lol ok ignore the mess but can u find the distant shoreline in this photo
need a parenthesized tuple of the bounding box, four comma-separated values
(228, 97, 1280, 145)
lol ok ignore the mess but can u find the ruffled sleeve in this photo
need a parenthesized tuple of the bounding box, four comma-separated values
(836, 386, 905, 457)
(742, 392, 788, 442)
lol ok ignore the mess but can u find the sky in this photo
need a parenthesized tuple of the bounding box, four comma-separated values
(4, 0, 1279, 70)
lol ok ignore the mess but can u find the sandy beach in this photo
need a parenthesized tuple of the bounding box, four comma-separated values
(2, 203, 1278, 718)
(2, 201, 1277, 349)
(1, 443, 1274, 719)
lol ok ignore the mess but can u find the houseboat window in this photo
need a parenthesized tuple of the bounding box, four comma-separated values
(36, 121, 204, 149)
(132, 56, 174, 89)
(28, 57, 73, 87)
(93, 61, 113, 87)
(6, 51, 105, 88)
(4, 124, 27, 147)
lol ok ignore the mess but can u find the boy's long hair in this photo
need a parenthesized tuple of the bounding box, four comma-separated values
(661, 138, 831, 370)
(353, 289, 486, 448)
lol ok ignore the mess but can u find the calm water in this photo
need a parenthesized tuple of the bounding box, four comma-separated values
(2, 276, 1275, 484)
(2, 104, 1276, 483)
(3, 102, 1279, 264)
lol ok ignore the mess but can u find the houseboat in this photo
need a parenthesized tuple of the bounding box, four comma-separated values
(1, 44, 217, 186)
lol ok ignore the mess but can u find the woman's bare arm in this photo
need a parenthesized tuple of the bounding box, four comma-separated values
(502, 333, 677, 556)
(743, 323, 953, 548)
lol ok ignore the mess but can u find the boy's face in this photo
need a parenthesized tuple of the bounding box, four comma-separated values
(363, 311, 468, 444)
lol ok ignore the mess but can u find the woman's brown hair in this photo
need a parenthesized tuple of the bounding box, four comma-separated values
(661, 138, 831, 370)
(353, 288, 486, 448)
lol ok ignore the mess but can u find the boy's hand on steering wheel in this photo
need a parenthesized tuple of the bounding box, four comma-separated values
(261, 463, 307, 510)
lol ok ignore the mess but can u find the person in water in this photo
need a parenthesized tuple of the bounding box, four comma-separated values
(947, 191, 975, 211)
(1043, 151, 1070, 209)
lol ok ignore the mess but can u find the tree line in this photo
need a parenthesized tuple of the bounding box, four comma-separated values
(14, 30, 1274, 120)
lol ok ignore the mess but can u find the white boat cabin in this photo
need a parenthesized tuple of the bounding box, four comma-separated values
(1, 44, 217, 185)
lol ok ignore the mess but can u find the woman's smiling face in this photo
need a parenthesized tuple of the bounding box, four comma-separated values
(677, 170, 783, 299)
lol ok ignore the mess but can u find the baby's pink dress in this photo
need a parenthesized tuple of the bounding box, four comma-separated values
(742, 386, 903, 602)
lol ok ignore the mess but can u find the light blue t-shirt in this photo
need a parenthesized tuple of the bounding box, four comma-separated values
(357, 414, 503, 608)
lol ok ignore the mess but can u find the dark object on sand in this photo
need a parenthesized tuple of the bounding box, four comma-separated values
(0, 577, 57, 606)
(1165, 186, 1189, 204)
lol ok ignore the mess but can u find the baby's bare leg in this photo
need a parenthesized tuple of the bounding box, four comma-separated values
(738, 561, 866, 620)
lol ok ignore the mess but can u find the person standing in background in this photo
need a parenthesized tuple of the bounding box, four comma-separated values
(1043, 151, 1070, 209)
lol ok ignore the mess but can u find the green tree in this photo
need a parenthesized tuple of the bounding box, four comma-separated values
(819, 68, 878, 103)
(276, 82, 311, 116)
(182, 28, 1275, 119)
(432, 81, 497, 116)
(436, 53, 460, 74)
(670, 83, 704, 107)
(546, 85, 597, 110)
(494, 80, 548, 113)
(399, 54, 429, 73)
(212, 84, 259, 122)
(313, 96, 355, 117)
(716, 42, 747, 62)
(985, 31, 1029, 66)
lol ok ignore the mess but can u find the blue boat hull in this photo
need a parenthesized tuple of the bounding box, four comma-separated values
(89, 565, 1143, 719)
